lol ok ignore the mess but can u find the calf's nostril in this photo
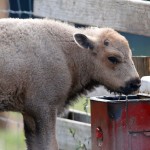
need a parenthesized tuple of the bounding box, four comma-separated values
(136, 78, 141, 85)
(129, 78, 141, 90)
(130, 82, 141, 89)
(120, 78, 141, 95)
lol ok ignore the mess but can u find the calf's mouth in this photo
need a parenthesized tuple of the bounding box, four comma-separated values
(119, 78, 141, 95)
(103, 78, 141, 96)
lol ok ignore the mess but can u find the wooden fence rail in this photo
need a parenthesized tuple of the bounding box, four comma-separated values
(34, 0, 150, 37)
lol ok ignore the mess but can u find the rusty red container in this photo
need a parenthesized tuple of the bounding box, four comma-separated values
(90, 95, 150, 150)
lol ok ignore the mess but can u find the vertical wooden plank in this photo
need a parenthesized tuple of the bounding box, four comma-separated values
(133, 57, 150, 78)
(0, 0, 8, 128)
(0, 0, 8, 18)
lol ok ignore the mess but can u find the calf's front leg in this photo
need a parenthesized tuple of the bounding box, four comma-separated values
(23, 106, 58, 150)
(23, 114, 36, 150)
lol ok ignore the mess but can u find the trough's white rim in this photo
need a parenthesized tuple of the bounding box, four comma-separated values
(90, 95, 150, 103)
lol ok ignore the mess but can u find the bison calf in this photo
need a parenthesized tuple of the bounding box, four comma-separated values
(0, 19, 140, 150)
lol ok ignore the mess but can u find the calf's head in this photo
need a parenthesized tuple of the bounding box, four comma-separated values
(74, 28, 141, 95)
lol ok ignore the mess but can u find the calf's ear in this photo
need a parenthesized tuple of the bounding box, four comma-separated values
(73, 33, 95, 50)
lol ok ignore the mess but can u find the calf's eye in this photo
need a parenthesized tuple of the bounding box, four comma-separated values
(108, 56, 120, 64)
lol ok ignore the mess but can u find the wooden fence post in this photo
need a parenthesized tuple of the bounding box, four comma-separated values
(133, 57, 150, 78)
(0, 0, 8, 18)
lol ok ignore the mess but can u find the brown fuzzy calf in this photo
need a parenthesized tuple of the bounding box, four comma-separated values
(0, 19, 140, 150)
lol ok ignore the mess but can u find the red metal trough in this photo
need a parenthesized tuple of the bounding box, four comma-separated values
(90, 95, 150, 150)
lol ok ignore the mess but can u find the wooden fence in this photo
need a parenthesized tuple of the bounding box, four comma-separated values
(34, 0, 150, 37)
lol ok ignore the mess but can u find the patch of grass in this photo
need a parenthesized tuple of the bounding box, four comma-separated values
(0, 129, 26, 150)
(70, 96, 91, 113)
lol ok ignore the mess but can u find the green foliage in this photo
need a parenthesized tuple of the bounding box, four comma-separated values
(69, 97, 90, 150)
(70, 96, 90, 113)
(0, 129, 26, 150)
(69, 128, 87, 150)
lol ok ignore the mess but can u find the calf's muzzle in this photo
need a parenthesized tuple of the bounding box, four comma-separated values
(120, 78, 141, 95)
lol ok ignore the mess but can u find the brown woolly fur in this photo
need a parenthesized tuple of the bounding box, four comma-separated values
(0, 18, 140, 150)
